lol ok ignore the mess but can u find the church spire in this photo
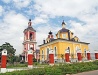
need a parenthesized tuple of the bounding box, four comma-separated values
(62, 20, 66, 28)
(28, 19, 32, 27)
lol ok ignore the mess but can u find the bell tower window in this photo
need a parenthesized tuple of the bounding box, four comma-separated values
(30, 33, 33, 40)
(62, 34, 66, 38)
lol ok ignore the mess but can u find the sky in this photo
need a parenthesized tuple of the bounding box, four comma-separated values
(0, 0, 98, 55)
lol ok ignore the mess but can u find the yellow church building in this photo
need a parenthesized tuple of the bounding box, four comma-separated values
(39, 20, 90, 63)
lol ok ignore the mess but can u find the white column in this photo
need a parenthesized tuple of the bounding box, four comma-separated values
(28, 43, 30, 50)
(25, 53, 27, 62)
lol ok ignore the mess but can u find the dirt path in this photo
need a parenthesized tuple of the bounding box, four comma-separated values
(73, 70, 98, 75)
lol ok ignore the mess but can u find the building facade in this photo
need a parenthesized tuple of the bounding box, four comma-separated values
(23, 19, 37, 62)
(39, 20, 90, 63)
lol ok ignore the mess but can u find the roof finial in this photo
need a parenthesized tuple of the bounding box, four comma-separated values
(28, 19, 32, 27)
(62, 20, 66, 28)
(29, 19, 31, 21)
(62, 20, 65, 25)
(49, 31, 52, 34)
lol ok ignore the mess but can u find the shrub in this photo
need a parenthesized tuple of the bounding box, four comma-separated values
(1, 60, 98, 75)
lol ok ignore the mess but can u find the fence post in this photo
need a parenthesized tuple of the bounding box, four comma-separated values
(65, 50, 70, 63)
(28, 49, 33, 68)
(49, 50, 54, 65)
(87, 50, 91, 60)
(77, 49, 82, 62)
(1, 49, 7, 73)
(95, 51, 98, 60)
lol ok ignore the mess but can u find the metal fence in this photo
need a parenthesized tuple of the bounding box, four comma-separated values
(39, 53, 96, 64)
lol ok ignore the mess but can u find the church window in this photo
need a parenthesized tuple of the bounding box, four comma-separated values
(47, 48, 49, 60)
(62, 34, 66, 38)
(54, 47, 57, 56)
(42, 50, 44, 58)
(68, 47, 70, 55)
(42, 50, 43, 54)
(84, 49, 86, 57)
(30, 33, 33, 40)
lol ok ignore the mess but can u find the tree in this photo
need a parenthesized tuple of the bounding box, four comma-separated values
(0, 42, 16, 64)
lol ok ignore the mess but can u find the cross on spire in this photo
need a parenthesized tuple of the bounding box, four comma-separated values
(28, 19, 32, 27)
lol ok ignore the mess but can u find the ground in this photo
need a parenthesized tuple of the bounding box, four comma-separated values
(73, 70, 98, 75)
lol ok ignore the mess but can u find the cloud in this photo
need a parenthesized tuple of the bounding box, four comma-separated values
(36, 24, 61, 49)
(13, 0, 31, 9)
(34, 0, 98, 17)
(33, 0, 98, 52)
(0, 0, 98, 55)
(0, 6, 4, 16)
(1, 0, 11, 3)
(0, 11, 28, 55)
(32, 14, 48, 25)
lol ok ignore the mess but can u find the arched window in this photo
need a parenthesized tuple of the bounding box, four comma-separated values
(84, 49, 86, 57)
(68, 47, 70, 54)
(62, 34, 66, 38)
(47, 48, 49, 60)
(54, 47, 57, 56)
(76, 46, 79, 57)
(30, 33, 32, 40)
(42, 50, 43, 54)
(76, 46, 79, 52)
(42, 50, 44, 58)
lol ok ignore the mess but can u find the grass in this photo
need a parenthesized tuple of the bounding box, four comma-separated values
(1, 60, 98, 75)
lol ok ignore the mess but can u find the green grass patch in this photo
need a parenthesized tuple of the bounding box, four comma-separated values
(1, 60, 98, 75)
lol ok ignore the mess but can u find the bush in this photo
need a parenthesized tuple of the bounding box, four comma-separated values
(7, 64, 27, 68)
(1, 60, 98, 75)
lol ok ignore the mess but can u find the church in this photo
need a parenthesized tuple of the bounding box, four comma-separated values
(39, 20, 90, 62)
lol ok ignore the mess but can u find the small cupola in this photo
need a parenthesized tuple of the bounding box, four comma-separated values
(48, 31, 53, 38)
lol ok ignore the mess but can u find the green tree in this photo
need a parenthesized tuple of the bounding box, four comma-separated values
(0, 42, 16, 64)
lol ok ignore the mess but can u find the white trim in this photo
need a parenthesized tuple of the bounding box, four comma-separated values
(2, 49, 7, 55)
(49, 64, 54, 66)
(95, 50, 98, 53)
(68, 47, 70, 54)
(28, 43, 30, 50)
(28, 65, 33, 68)
(1, 68, 6, 73)
(28, 50, 33, 54)
(86, 50, 90, 53)
(65, 49, 70, 53)
(49, 50, 54, 54)
(39, 39, 88, 47)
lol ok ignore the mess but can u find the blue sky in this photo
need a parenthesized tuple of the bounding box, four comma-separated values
(0, 0, 98, 55)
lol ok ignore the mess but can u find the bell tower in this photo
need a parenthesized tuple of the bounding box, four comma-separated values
(23, 19, 37, 62)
